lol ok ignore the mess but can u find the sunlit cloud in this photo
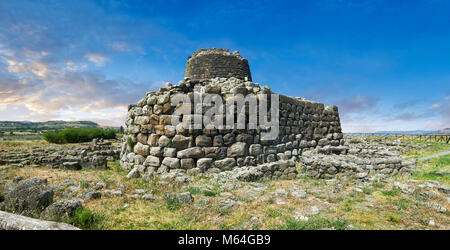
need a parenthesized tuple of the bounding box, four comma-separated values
(84, 53, 108, 66)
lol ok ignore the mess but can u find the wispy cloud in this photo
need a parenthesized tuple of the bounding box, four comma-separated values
(335, 96, 378, 113)
(84, 53, 108, 66)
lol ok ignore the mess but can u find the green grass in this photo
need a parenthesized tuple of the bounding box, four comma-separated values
(127, 137, 134, 149)
(387, 214, 400, 223)
(164, 196, 181, 211)
(43, 127, 116, 144)
(404, 140, 450, 159)
(412, 154, 450, 183)
(362, 187, 373, 195)
(70, 208, 104, 230)
(265, 208, 284, 218)
(381, 188, 401, 197)
(373, 182, 386, 189)
(392, 198, 413, 210)
(277, 216, 349, 230)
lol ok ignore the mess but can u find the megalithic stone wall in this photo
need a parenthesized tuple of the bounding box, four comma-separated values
(119, 49, 344, 181)
(185, 49, 252, 81)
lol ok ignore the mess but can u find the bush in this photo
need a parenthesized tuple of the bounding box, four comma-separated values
(43, 127, 116, 144)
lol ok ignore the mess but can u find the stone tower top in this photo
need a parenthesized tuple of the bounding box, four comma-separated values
(184, 48, 252, 81)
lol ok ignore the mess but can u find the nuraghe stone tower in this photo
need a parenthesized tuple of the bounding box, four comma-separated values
(120, 49, 344, 182)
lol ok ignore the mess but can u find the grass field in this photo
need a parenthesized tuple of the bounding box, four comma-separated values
(0, 137, 448, 230)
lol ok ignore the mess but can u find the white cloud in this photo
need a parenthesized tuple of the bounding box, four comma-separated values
(111, 42, 129, 52)
(84, 53, 108, 66)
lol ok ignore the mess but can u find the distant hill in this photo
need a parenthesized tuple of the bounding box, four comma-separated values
(0, 121, 99, 131)
(347, 128, 450, 135)
(373, 130, 437, 135)
(435, 128, 450, 135)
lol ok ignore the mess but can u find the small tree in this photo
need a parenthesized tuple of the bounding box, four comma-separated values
(119, 126, 124, 134)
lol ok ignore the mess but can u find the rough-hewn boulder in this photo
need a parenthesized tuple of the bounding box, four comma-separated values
(41, 200, 82, 220)
(1, 178, 54, 217)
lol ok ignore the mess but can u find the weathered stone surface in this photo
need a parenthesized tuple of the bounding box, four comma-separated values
(148, 134, 159, 146)
(214, 158, 236, 170)
(195, 136, 212, 147)
(158, 135, 170, 147)
(197, 158, 213, 170)
(177, 147, 204, 158)
(164, 148, 177, 158)
(127, 167, 141, 179)
(162, 157, 180, 169)
(61, 162, 81, 170)
(150, 147, 163, 157)
(181, 158, 195, 169)
(249, 144, 262, 156)
(84, 191, 101, 201)
(41, 200, 82, 220)
(133, 142, 149, 156)
(227, 142, 247, 157)
(213, 135, 224, 147)
(144, 155, 160, 167)
(135, 116, 150, 125)
(172, 135, 190, 150)
(165, 192, 194, 204)
(1, 178, 54, 216)
(0, 211, 80, 230)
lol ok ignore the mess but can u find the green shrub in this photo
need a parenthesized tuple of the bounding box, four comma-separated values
(70, 208, 104, 230)
(43, 127, 116, 144)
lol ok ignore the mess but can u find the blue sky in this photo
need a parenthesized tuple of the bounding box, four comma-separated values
(0, 0, 449, 132)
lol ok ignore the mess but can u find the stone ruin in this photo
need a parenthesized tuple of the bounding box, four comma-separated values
(0, 138, 120, 170)
(120, 48, 346, 182)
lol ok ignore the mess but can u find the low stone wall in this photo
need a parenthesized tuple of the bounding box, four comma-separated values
(0, 139, 120, 170)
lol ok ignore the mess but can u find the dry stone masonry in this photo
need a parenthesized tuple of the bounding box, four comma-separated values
(185, 49, 252, 81)
(120, 48, 345, 182)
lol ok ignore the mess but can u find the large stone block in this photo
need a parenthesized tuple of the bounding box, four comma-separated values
(214, 158, 236, 171)
(197, 158, 213, 170)
(162, 157, 180, 169)
(195, 135, 212, 147)
(144, 155, 160, 167)
(227, 142, 247, 157)
(249, 144, 262, 156)
(134, 142, 149, 156)
(177, 147, 204, 158)
(181, 158, 195, 169)
(172, 135, 190, 150)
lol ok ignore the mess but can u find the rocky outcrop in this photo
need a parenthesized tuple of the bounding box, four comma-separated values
(1, 178, 54, 217)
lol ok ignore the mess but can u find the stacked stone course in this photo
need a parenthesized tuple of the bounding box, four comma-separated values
(120, 49, 344, 181)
